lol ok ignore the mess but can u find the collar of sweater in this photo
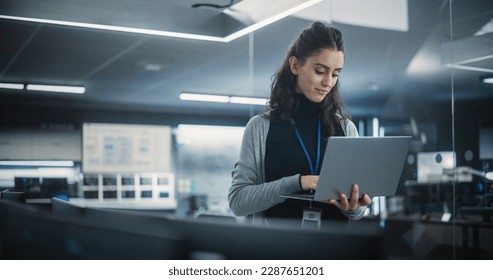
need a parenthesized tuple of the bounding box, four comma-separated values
(295, 93, 320, 119)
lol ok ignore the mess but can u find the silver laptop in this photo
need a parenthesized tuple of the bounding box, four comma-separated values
(281, 136, 411, 201)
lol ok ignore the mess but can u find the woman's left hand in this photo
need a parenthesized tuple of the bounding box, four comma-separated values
(326, 184, 371, 211)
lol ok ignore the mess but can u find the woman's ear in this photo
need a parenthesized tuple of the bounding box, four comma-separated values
(288, 56, 298, 75)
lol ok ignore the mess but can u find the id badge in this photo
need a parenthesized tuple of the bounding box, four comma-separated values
(302, 207, 322, 230)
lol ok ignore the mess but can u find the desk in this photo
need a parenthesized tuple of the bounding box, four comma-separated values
(68, 197, 177, 210)
(404, 180, 472, 219)
(0, 198, 384, 260)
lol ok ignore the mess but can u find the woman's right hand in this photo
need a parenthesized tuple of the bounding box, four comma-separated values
(300, 175, 318, 191)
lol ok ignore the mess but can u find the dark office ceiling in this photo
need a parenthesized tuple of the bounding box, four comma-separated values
(0, 0, 492, 122)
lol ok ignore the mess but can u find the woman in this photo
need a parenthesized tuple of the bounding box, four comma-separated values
(229, 22, 371, 226)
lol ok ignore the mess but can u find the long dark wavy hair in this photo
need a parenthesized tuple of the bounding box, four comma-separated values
(265, 22, 347, 137)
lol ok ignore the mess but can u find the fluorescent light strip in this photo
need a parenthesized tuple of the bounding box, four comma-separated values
(27, 84, 85, 94)
(0, 1, 321, 43)
(0, 15, 227, 43)
(0, 82, 24, 90)
(224, 0, 322, 42)
(443, 54, 493, 74)
(0, 161, 74, 167)
(229, 96, 267, 105)
(482, 77, 493, 84)
(180, 93, 267, 106)
(180, 93, 230, 103)
(444, 63, 493, 73)
(452, 54, 493, 66)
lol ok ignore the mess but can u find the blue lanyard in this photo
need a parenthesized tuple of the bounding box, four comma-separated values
(294, 115, 321, 175)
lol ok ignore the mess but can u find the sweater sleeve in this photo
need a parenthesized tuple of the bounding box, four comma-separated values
(228, 116, 301, 217)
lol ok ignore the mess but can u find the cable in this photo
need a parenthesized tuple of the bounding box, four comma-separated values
(191, 0, 234, 9)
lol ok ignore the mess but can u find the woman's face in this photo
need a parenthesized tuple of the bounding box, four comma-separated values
(289, 48, 344, 103)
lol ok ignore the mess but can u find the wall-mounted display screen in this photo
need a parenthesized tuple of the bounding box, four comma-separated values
(82, 123, 171, 173)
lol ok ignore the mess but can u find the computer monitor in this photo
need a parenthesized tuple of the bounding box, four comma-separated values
(168, 217, 384, 260)
(417, 151, 455, 183)
(480, 128, 493, 160)
(41, 177, 68, 196)
(14, 177, 41, 192)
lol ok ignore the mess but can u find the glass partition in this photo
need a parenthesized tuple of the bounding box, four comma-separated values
(244, 0, 482, 259)
(450, 0, 493, 259)
(332, 0, 457, 259)
(175, 124, 244, 215)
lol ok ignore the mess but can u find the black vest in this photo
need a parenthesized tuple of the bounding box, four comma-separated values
(264, 95, 346, 223)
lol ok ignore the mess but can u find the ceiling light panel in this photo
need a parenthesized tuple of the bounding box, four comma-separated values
(180, 92, 267, 106)
(0, 83, 24, 90)
(482, 77, 493, 84)
(294, 0, 409, 32)
(180, 93, 230, 103)
(27, 84, 85, 94)
(229, 96, 267, 105)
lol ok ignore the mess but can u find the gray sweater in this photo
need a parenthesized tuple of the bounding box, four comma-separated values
(229, 114, 367, 223)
